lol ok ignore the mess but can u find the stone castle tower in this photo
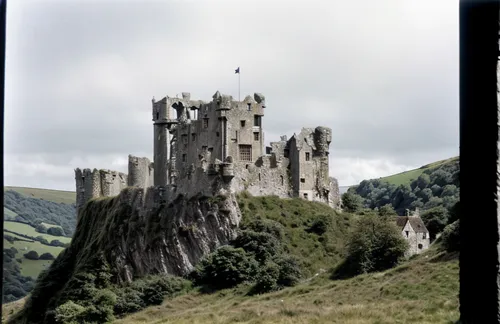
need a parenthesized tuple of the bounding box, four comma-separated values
(75, 91, 341, 213)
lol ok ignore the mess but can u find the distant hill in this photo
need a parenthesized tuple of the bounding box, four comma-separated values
(3, 187, 76, 304)
(4, 186, 76, 205)
(348, 156, 459, 215)
(377, 157, 459, 187)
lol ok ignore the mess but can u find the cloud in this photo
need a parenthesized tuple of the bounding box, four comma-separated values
(4, 0, 458, 191)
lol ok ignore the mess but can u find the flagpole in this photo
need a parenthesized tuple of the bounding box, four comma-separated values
(238, 71, 240, 102)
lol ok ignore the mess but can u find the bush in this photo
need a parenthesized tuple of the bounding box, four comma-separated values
(47, 227, 65, 237)
(341, 192, 364, 213)
(421, 206, 449, 240)
(24, 250, 40, 260)
(54, 300, 87, 324)
(39, 252, 55, 260)
(241, 218, 285, 240)
(191, 246, 259, 290)
(441, 220, 460, 252)
(332, 215, 408, 279)
(232, 230, 282, 263)
(307, 214, 332, 235)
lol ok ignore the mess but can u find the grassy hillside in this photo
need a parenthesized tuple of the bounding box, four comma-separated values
(348, 156, 459, 215)
(3, 187, 77, 304)
(2, 249, 459, 324)
(117, 248, 459, 323)
(377, 156, 459, 187)
(4, 187, 76, 205)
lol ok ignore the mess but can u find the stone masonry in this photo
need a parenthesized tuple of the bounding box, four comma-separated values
(75, 91, 341, 212)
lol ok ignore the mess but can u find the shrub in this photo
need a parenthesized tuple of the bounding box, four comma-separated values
(47, 227, 65, 237)
(39, 252, 55, 260)
(54, 300, 87, 324)
(441, 220, 460, 252)
(307, 214, 332, 235)
(192, 246, 259, 289)
(274, 254, 302, 287)
(341, 192, 364, 213)
(232, 230, 282, 263)
(249, 262, 280, 295)
(332, 215, 408, 279)
(24, 250, 39, 260)
(421, 206, 449, 240)
(241, 218, 285, 240)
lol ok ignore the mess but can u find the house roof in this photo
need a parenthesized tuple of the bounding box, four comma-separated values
(396, 216, 429, 234)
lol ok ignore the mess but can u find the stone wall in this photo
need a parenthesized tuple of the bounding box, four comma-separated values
(230, 156, 291, 198)
(75, 168, 128, 214)
(128, 155, 154, 188)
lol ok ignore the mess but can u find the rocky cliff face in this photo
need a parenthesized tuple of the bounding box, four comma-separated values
(11, 187, 241, 324)
(76, 187, 241, 282)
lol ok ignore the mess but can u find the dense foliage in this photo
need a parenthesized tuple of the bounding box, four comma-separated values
(191, 218, 303, 295)
(332, 214, 409, 279)
(4, 190, 76, 237)
(348, 158, 459, 215)
(3, 247, 35, 303)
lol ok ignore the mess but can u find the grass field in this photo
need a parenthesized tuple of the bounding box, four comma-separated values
(116, 249, 459, 324)
(4, 221, 71, 244)
(378, 156, 459, 187)
(40, 222, 63, 230)
(4, 207, 17, 219)
(4, 186, 76, 205)
(4, 238, 64, 279)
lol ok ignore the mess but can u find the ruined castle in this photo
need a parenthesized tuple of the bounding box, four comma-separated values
(75, 91, 341, 213)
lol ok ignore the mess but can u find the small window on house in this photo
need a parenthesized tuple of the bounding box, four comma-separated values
(240, 120, 246, 127)
(284, 149, 289, 158)
(216, 132, 220, 137)
(192, 133, 197, 141)
(258, 173, 261, 181)
(254, 115, 261, 127)
(156, 112, 159, 120)
(405, 231, 409, 237)
(423, 233, 427, 239)
(247, 103, 251, 111)
(305, 152, 310, 161)
(303, 193, 308, 199)
(254, 132, 259, 141)
(300, 178, 305, 183)
(182, 154, 187, 162)
(203, 118, 209, 128)
(418, 244, 423, 249)
(280, 175, 284, 185)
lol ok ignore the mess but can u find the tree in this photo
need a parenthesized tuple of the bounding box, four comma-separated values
(416, 173, 431, 190)
(39, 253, 55, 260)
(341, 192, 364, 213)
(191, 246, 259, 289)
(378, 204, 397, 219)
(47, 227, 65, 237)
(441, 220, 460, 252)
(421, 206, 449, 240)
(332, 215, 408, 278)
(24, 250, 40, 260)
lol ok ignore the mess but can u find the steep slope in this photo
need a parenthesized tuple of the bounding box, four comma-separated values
(8, 187, 241, 324)
(117, 247, 459, 323)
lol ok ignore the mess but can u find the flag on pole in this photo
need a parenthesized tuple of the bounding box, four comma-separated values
(235, 67, 240, 74)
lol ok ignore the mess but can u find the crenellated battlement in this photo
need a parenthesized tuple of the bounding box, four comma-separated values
(75, 91, 341, 212)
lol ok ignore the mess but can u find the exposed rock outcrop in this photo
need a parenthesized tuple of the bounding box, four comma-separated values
(12, 187, 240, 324)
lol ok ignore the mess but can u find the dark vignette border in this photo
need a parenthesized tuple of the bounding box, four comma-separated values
(459, 0, 499, 323)
(1, 0, 7, 306)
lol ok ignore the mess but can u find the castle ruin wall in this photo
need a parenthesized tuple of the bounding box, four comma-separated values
(128, 155, 154, 188)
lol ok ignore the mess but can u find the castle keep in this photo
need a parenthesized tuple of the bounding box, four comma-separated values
(75, 91, 341, 212)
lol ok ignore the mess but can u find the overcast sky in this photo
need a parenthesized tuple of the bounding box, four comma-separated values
(4, 0, 458, 192)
